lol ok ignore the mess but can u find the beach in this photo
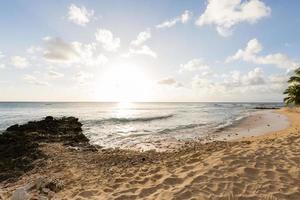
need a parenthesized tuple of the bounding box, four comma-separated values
(1, 0, 299, 199)
(1, 108, 300, 199)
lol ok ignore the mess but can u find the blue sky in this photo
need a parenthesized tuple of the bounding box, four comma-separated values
(0, 0, 300, 102)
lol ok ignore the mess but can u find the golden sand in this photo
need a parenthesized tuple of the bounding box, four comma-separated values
(1, 108, 300, 200)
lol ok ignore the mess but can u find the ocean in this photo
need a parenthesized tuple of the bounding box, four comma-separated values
(0, 102, 283, 149)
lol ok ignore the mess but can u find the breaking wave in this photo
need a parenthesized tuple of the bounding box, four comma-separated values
(84, 114, 174, 124)
(158, 123, 205, 134)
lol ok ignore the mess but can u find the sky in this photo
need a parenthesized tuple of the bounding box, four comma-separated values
(1, 0, 300, 102)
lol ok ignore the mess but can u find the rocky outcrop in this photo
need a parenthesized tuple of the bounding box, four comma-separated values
(0, 116, 93, 182)
(254, 106, 280, 110)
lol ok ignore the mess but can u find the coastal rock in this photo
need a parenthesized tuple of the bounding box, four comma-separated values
(11, 188, 29, 200)
(10, 177, 63, 200)
(0, 116, 92, 182)
(254, 106, 280, 110)
(45, 116, 54, 121)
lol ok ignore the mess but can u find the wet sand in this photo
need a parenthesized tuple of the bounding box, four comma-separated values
(215, 110, 289, 141)
(1, 108, 300, 199)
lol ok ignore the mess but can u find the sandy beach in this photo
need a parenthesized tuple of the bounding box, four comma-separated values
(2, 0, 299, 199)
(1, 108, 300, 200)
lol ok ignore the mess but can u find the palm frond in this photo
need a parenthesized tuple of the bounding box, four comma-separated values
(295, 68, 300, 75)
(288, 76, 300, 83)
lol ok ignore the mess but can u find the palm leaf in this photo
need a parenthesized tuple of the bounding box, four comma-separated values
(288, 76, 300, 83)
(295, 68, 300, 75)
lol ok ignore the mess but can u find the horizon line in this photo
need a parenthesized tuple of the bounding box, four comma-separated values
(0, 101, 284, 103)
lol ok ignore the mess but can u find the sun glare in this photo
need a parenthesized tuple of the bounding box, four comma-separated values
(95, 63, 152, 102)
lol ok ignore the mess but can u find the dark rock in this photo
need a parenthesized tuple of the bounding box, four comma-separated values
(254, 107, 280, 110)
(0, 116, 91, 183)
(45, 179, 64, 192)
(6, 124, 19, 131)
(45, 116, 54, 121)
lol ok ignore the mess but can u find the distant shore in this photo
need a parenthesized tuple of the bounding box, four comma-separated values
(1, 108, 300, 199)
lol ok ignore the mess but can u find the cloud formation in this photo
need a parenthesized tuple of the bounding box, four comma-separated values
(124, 29, 157, 58)
(157, 77, 183, 87)
(180, 59, 210, 72)
(11, 56, 28, 69)
(0, 51, 5, 69)
(75, 71, 94, 85)
(72, 42, 108, 66)
(131, 29, 151, 46)
(48, 70, 64, 78)
(95, 29, 120, 51)
(68, 4, 94, 26)
(191, 67, 287, 97)
(156, 10, 192, 29)
(224, 67, 265, 87)
(123, 45, 157, 58)
(43, 37, 108, 66)
(43, 37, 78, 62)
(0, 51, 4, 59)
(227, 38, 300, 70)
(196, 0, 271, 36)
(24, 74, 49, 86)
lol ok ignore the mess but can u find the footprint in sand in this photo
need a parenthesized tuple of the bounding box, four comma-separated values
(77, 190, 98, 198)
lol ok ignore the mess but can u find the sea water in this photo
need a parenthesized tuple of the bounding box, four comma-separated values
(0, 102, 283, 148)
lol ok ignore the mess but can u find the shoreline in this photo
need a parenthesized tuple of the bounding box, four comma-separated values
(126, 109, 290, 152)
(214, 109, 290, 142)
(1, 108, 300, 199)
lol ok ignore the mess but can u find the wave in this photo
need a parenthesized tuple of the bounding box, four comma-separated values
(84, 114, 174, 124)
(214, 114, 249, 132)
(158, 123, 205, 134)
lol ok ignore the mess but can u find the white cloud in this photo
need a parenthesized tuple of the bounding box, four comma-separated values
(11, 56, 28, 69)
(24, 74, 49, 86)
(156, 10, 192, 29)
(43, 37, 78, 62)
(190, 67, 287, 101)
(157, 77, 183, 87)
(268, 74, 288, 92)
(26, 46, 43, 54)
(158, 77, 176, 85)
(72, 42, 108, 66)
(48, 70, 64, 78)
(226, 38, 262, 62)
(224, 67, 265, 87)
(196, 0, 271, 37)
(227, 38, 300, 70)
(180, 59, 210, 72)
(125, 29, 156, 58)
(68, 4, 94, 26)
(95, 29, 120, 51)
(256, 54, 300, 70)
(75, 71, 93, 85)
(0, 51, 4, 59)
(0, 51, 5, 69)
(246, 67, 265, 85)
(192, 75, 214, 88)
(43, 37, 108, 66)
(131, 29, 151, 46)
(193, 67, 266, 89)
(269, 74, 288, 84)
(123, 45, 157, 58)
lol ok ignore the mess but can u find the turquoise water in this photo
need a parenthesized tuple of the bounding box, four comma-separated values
(0, 102, 283, 148)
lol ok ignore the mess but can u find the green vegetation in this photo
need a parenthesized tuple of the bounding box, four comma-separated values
(284, 68, 300, 105)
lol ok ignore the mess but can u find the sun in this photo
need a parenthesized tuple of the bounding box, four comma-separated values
(95, 62, 152, 102)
